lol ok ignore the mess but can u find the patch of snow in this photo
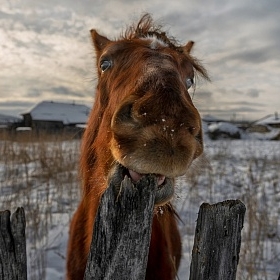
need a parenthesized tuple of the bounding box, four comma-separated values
(256, 114, 280, 125)
(75, 124, 87, 129)
(1, 139, 280, 279)
(16, 127, 32, 131)
(208, 122, 239, 134)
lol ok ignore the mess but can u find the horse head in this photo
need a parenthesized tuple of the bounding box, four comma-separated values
(84, 14, 209, 205)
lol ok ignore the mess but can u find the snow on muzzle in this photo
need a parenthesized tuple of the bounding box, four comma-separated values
(108, 164, 174, 206)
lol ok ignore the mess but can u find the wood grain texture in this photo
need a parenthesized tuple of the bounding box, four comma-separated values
(189, 200, 246, 280)
(0, 207, 27, 280)
(84, 175, 157, 280)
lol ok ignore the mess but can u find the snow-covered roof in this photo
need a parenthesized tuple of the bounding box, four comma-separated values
(208, 122, 240, 134)
(202, 114, 225, 123)
(0, 113, 22, 124)
(255, 114, 280, 125)
(22, 101, 91, 125)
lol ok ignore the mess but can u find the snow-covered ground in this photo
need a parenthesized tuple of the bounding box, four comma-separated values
(177, 139, 280, 279)
(0, 137, 279, 279)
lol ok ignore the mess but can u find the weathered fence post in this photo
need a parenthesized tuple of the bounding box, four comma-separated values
(0, 195, 246, 279)
(0, 207, 27, 280)
(189, 200, 246, 280)
(84, 175, 157, 280)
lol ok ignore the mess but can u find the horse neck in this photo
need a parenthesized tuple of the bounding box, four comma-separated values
(80, 98, 114, 196)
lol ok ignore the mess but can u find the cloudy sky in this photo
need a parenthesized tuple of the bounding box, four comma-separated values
(1, 0, 279, 121)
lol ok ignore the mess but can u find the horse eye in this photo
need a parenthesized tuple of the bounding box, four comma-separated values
(186, 78, 194, 89)
(100, 60, 111, 72)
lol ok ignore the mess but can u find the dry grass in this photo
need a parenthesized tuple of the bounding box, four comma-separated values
(0, 134, 279, 279)
(178, 140, 280, 279)
(0, 132, 81, 280)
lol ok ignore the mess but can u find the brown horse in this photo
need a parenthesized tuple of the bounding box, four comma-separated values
(67, 14, 209, 280)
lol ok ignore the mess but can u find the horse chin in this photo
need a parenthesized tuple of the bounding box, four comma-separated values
(108, 163, 175, 206)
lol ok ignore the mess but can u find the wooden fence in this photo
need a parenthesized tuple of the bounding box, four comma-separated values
(0, 207, 27, 280)
(0, 176, 249, 280)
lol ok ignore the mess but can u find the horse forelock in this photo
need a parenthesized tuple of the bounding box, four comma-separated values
(121, 14, 209, 82)
(123, 14, 178, 50)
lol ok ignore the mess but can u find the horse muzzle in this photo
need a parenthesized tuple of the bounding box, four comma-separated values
(108, 163, 175, 206)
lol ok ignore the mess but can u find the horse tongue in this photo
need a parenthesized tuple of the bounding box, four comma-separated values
(157, 174, 165, 186)
(128, 169, 143, 182)
(128, 169, 165, 186)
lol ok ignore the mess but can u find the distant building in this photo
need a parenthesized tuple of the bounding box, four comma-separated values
(255, 113, 280, 128)
(202, 114, 226, 124)
(0, 113, 22, 130)
(21, 101, 91, 134)
(247, 113, 280, 132)
(207, 122, 241, 140)
(245, 112, 280, 140)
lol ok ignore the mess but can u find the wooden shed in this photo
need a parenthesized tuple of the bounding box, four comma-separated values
(21, 101, 90, 133)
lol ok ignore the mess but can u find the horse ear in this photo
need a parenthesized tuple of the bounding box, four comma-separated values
(90, 29, 111, 52)
(183, 41, 194, 54)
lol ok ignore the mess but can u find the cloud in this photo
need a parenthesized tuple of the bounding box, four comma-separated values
(194, 90, 213, 103)
(0, 100, 36, 116)
(246, 89, 259, 98)
(0, 0, 279, 120)
(51, 86, 85, 98)
(224, 47, 274, 65)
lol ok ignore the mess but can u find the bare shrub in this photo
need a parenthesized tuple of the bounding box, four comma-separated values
(177, 140, 280, 279)
(1, 134, 279, 279)
(0, 133, 81, 279)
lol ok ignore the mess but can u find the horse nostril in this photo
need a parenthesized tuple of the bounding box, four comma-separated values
(115, 103, 133, 123)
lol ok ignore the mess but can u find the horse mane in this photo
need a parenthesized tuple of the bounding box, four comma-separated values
(123, 13, 210, 81)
